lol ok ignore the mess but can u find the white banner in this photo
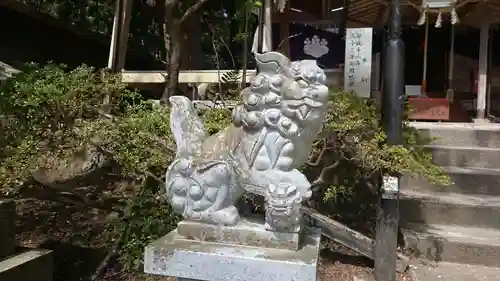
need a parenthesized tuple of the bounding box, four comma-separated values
(344, 28, 373, 98)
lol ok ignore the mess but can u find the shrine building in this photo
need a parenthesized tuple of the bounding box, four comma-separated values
(114, 0, 500, 123)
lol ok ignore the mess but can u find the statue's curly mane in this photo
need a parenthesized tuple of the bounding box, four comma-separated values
(164, 52, 329, 229)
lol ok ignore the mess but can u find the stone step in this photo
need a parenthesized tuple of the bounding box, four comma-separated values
(411, 122, 500, 148)
(0, 199, 15, 259)
(0, 249, 53, 281)
(409, 260, 500, 281)
(402, 223, 500, 267)
(400, 190, 500, 229)
(402, 166, 500, 196)
(427, 145, 500, 170)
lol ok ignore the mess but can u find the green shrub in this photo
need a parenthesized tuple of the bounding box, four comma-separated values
(0, 64, 449, 271)
(0, 64, 179, 271)
(304, 92, 450, 231)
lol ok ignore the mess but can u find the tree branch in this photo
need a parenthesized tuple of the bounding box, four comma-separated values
(307, 140, 328, 167)
(180, 0, 211, 23)
(31, 169, 92, 204)
(310, 161, 340, 193)
(90, 229, 125, 281)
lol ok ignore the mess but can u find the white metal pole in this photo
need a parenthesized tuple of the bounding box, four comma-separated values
(107, 0, 121, 70)
(264, 0, 272, 51)
(477, 1, 489, 120)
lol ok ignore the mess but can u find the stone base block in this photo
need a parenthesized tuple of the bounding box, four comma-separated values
(177, 217, 301, 251)
(0, 249, 53, 281)
(145, 227, 321, 281)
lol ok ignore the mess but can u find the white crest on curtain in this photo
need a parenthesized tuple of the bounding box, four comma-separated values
(303, 35, 329, 58)
(251, 24, 270, 53)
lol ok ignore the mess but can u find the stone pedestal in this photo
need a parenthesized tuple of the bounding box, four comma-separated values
(144, 220, 321, 281)
(177, 217, 301, 251)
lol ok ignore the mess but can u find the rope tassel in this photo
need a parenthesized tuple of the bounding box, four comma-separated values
(451, 8, 460, 24)
(435, 11, 442, 28)
(417, 9, 427, 26)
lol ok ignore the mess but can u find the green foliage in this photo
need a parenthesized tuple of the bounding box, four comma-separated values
(322, 92, 449, 187)
(19, 0, 114, 34)
(19, 0, 258, 69)
(0, 64, 180, 271)
(105, 179, 180, 271)
(305, 92, 450, 230)
(0, 64, 450, 271)
(0, 64, 134, 193)
(199, 107, 233, 135)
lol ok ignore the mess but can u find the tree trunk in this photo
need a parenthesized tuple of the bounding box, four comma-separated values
(162, 25, 182, 102)
(155, 0, 167, 63)
(160, 0, 211, 102)
(185, 11, 202, 69)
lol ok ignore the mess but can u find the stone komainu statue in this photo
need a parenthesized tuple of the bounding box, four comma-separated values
(165, 51, 329, 233)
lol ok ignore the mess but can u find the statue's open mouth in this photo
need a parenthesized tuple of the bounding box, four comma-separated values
(298, 105, 311, 119)
(268, 205, 291, 212)
(288, 101, 319, 120)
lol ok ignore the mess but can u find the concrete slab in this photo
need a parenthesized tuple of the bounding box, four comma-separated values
(0, 249, 53, 281)
(410, 261, 500, 281)
(177, 217, 301, 251)
(144, 227, 321, 281)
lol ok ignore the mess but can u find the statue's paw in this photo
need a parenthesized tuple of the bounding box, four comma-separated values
(302, 189, 312, 200)
(264, 221, 275, 232)
(292, 225, 301, 233)
(211, 206, 240, 226)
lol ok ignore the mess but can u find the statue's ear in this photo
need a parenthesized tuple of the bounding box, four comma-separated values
(254, 52, 291, 74)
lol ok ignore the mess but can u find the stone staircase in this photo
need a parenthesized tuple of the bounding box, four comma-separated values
(400, 122, 500, 272)
(0, 199, 53, 281)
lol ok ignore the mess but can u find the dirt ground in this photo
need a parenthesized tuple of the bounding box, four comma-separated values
(15, 198, 412, 281)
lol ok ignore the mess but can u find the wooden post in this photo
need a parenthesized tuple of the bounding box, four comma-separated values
(448, 24, 455, 90)
(374, 0, 404, 280)
(421, 13, 429, 94)
(117, 0, 133, 70)
(107, 0, 133, 72)
(278, 2, 290, 57)
(476, 1, 489, 121)
(487, 26, 493, 117)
